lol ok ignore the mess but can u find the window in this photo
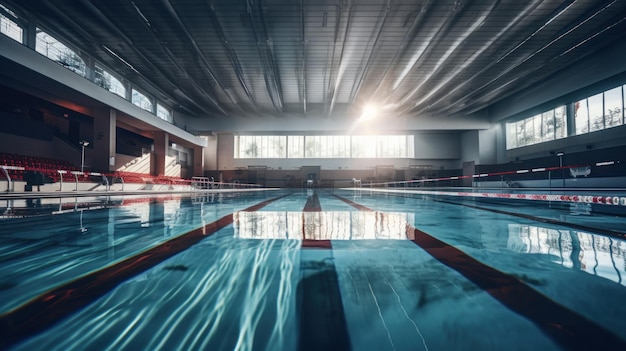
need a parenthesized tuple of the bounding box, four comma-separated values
(234, 136, 286, 158)
(588, 93, 603, 132)
(377, 135, 414, 158)
(157, 103, 172, 122)
(0, 5, 22, 43)
(287, 136, 304, 158)
(605, 86, 623, 128)
(131, 88, 153, 113)
(94, 64, 126, 98)
(305, 136, 350, 158)
(35, 28, 86, 76)
(506, 105, 567, 149)
(575, 99, 589, 135)
(575, 86, 625, 135)
(351, 136, 377, 158)
(235, 135, 414, 159)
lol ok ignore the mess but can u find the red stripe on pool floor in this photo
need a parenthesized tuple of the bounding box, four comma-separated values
(0, 194, 290, 349)
(333, 194, 626, 350)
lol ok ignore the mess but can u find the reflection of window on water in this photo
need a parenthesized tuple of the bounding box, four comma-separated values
(507, 224, 625, 285)
(569, 202, 591, 215)
(233, 211, 414, 240)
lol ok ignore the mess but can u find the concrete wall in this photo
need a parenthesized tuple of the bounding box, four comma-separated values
(461, 131, 479, 165)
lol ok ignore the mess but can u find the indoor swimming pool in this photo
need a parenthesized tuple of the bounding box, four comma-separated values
(1, 189, 626, 351)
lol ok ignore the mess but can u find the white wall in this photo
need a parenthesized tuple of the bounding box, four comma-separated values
(203, 135, 218, 171)
(414, 133, 461, 159)
(461, 131, 479, 165)
(478, 127, 497, 165)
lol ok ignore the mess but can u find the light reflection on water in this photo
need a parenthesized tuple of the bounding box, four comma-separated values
(3, 191, 626, 350)
(15, 237, 301, 351)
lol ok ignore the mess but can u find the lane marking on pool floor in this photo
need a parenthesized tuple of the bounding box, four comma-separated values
(298, 191, 351, 350)
(332, 194, 626, 351)
(0, 194, 291, 349)
(301, 191, 331, 249)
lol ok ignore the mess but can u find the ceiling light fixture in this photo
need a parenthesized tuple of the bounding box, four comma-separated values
(102, 45, 140, 74)
(359, 104, 379, 121)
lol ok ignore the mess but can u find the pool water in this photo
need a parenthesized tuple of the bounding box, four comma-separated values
(1, 189, 625, 350)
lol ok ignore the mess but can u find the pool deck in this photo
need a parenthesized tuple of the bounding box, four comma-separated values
(0, 188, 280, 200)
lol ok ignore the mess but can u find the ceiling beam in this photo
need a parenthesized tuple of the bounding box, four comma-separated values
(407, 0, 542, 116)
(431, 0, 620, 116)
(364, 0, 432, 104)
(160, 0, 246, 115)
(79, 0, 223, 116)
(206, 0, 258, 110)
(326, 0, 353, 116)
(246, 0, 284, 113)
(300, 0, 307, 116)
(349, 0, 392, 103)
(125, 1, 233, 115)
(393, 0, 503, 116)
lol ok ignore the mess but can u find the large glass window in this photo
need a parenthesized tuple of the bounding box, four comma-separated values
(351, 136, 377, 158)
(575, 86, 625, 135)
(0, 5, 22, 43)
(605, 86, 623, 128)
(575, 99, 589, 135)
(506, 105, 567, 149)
(235, 136, 286, 158)
(131, 88, 153, 113)
(554, 105, 566, 139)
(35, 29, 86, 77)
(235, 135, 414, 159)
(287, 136, 304, 158)
(305, 136, 350, 158)
(94, 64, 126, 98)
(588, 93, 603, 132)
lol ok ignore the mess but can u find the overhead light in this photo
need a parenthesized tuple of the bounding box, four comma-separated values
(131, 1, 151, 27)
(359, 104, 379, 121)
(103, 45, 140, 74)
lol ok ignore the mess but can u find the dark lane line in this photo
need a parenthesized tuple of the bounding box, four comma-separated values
(302, 191, 330, 248)
(333, 194, 626, 351)
(298, 191, 351, 351)
(0, 194, 291, 350)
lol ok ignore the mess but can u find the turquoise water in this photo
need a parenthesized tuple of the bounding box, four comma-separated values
(1, 189, 625, 350)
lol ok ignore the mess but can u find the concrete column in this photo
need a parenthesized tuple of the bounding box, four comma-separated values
(192, 145, 204, 177)
(152, 131, 169, 176)
(93, 108, 116, 172)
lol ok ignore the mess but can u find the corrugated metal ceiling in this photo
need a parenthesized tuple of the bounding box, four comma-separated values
(4, 0, 626, 120)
